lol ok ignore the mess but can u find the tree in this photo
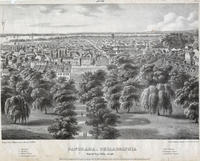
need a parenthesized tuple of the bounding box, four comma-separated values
(175, 77, 199, 123)
(9, 74, 22, 91)
(79, 70, 120, 139)
(86, 96, 120, 139)
(161, 33, 194, 49)
(140, 88, 150, 112)
(104, 71, 122, 113)
(32, 97, 52, 114)
(118, 63, 139, 82)
(45, 70, 56, 80)
(79, 70, 106, 103)
(16, 80, 33, 105)
(31, 87, 52, 114)
(48, 80, 79, 139)
(29, 71, 43, 88)
(140, 84, 173, 115)
(16, 80, 30, 94)
(141, 64, 173, 85)
(120, 80, 140, 113)
(169, 70, 190, 90)
(5, 95, 30, 124)
(48, 117, 79, 139)
(1, 86, 15, 113)
(1, 75, 9, 86)
(105, 52, 140, 113)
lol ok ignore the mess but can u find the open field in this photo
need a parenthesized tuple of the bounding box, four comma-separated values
(2, 102, 198, 140)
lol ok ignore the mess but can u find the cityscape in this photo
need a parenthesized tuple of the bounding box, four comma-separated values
(0, 4, 199, 139)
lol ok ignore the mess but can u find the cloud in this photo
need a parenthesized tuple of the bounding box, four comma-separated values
(163, 12, 176, 23)
(39, 5, 68, 14)
(146, 11, 198, 31)
(77, 4, 104, 17)
(78, 4, 123, 17)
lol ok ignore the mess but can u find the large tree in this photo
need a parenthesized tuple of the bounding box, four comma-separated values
(1, 86, 15, 113)
(48, 80, 79, 139)
(105, 53, 140, 113)
(140, 65, 174, 115)
(16, 80, 33, 104)
(79, 70, 106, 103)
(5, 95, 30, 124)
(79, 70, 120, 139)
(169, 70, 190, 90)
(175, 77, 199, 123)
(86, 95, 120, 139)
(31, 87, 52, 114)
(120, 79, 141, 113)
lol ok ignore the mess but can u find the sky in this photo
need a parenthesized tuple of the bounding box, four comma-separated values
(0, 3, 199, 33)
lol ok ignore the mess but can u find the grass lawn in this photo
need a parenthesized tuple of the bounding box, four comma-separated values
(2, 102, 199, 140)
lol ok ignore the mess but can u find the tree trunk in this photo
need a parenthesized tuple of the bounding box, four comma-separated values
(116, 108, 119, 113)
(195, 117, 198, 123)
(95, 125, 99, 139)
(44, 107, 47, 114)
(127, 108, 130, 113)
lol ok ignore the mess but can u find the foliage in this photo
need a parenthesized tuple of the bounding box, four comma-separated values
(105, 52, 140, 113)
(120, 79, 140, 113)
(32, 97, 52, 114)
(9, 74, 22, 91)
(175, 77, 199, 123)
(1, 86, 15, 113)
(161, 32, 195, 49)
(5, 95, 30, 124)
(48, 79, 79, 139)
(118, 63, 139, 82)
(169, 70, 190, 90)
(79, 70, 106, 103)
(86, 94, 120, 139)
(31, 87, 52, 114)
(29, 71, 43, 88)
(53, 80, 77, 105)
(45, 70, 56, 80)
(79, 70, 120, 139)
(140, 88, 150, 111)
(16, 80, 33, 104)
(104, 72, 122, 113)
(184, 102, 199, 122)
(141, 64, 173, 85)
(140, 84, 173, 115)
(48, 117, 79, 139)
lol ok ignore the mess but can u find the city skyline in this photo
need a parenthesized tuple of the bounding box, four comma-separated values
(0, 4, 199, 34)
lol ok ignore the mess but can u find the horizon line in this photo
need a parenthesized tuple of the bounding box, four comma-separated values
(0, 29, 197, 35)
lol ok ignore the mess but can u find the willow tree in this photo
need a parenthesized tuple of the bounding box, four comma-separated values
(31, 88, 52, 114)
(16, 80, 33, 105)
(140, 84, 173, 115)
(1, 86, 15, 113)
(5, 95, 30, 124)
